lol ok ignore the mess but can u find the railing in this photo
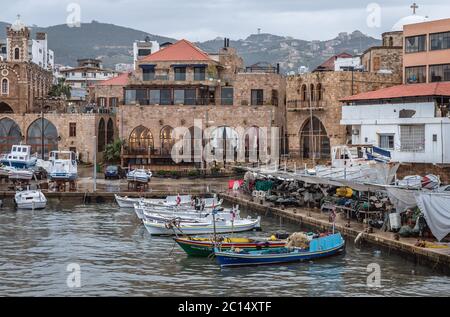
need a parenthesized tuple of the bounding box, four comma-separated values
(124, 98, 236, 106)
(287, 100, 326, 111)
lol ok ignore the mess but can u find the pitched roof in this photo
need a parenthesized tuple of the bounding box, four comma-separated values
(314, 52, 353, 72)
(140, 39, 211, 62)
(96, 72, 130, 86)
(341, 82, 450, 102)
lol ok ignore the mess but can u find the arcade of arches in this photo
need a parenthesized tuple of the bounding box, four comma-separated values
(299, 116, 331, 160)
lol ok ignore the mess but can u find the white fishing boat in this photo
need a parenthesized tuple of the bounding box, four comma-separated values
(143, 216, 261, 236)
(115, 194, 203, 209)
(142, 196, 223, 208)
(0, 145, 37, 169)
(140, 205, 240, 222)
(127, 169, 152, 183)
(115, 195, 144, 208)
(14, 189, 47, 210)
(48, 151, 78, 181)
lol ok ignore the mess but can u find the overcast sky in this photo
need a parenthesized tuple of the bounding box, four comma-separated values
(2, 0, 450, 41)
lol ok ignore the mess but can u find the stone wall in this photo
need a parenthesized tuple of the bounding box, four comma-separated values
(398, 163, 450, 184)
(0, 113, 115, 163)
(361, 47, 403, 76)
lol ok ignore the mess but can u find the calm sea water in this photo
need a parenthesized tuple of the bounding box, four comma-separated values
(0, 202, 449, 297)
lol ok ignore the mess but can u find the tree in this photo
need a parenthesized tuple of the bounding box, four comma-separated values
(49, 78, 72, 99)
(103, 139, 124, 163)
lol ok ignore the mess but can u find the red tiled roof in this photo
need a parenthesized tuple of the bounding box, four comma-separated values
(141, 39, 211, 62)
(341, 82, 450, 102)
(96, 72, 130, 86)
(315, 52, 353, 72)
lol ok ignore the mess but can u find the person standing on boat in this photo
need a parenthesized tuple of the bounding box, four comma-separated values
(176, 194, 181, 206)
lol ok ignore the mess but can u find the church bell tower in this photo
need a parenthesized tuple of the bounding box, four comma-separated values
(6, 15, 30, 62)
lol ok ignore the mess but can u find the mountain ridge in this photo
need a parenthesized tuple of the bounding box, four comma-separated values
(0, 21, 381, 73)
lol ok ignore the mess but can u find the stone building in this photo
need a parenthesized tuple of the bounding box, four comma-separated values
(0, 19, 115, 163)
(97, 39, 286, 169)
(360, 31, 403, 76)
(286, 71, 402, 162)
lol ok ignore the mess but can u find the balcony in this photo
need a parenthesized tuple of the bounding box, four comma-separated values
(287, 100, 326, 112)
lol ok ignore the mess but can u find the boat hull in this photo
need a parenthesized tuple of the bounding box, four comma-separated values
(215, 234, 345, 267)
(143, 218, 261, 236)
(175, 238, 286, 257)
(1, 159, 37, 169)
(15, 201, 47, 210)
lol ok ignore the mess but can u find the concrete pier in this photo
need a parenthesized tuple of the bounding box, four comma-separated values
(220, 191, 450, 275)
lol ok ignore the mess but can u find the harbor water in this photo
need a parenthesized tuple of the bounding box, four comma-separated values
(0, 201, 449, 297)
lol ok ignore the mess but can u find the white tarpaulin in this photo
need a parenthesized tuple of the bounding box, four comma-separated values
(415, 192, 450, 242)
(386, 187, 419, 212)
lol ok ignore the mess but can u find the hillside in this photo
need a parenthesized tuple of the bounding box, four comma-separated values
(0, 21, 381, 73)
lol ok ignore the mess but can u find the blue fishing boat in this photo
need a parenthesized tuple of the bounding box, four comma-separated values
(214, 233, 345, 267)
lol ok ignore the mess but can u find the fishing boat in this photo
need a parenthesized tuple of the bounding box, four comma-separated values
(142, 207, 241, 223)
(142, 196, 222, 208)
(143, 216, 261, 236)
(127, 169, 152, 183)
(0, 145, 37, 169)
(115, 195, 145, 208)
(14, 189, 47, 210)
(214, 233, 345, 267)
(48, 151, 78, 181)
(175, 236, 287, 257)
(135, 201, 229, 219)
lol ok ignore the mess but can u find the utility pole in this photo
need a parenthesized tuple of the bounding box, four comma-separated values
(41, 99, 45, 160)
(93, 135, 97, 192)
(309, 85, 315, 166)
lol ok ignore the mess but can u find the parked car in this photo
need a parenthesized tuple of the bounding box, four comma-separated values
(104, 165, 125, 179)
(30, 166, 48, 180)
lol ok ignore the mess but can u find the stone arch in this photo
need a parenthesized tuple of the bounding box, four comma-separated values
(160, 126, 175, 156)
(129, 126, 154, 155)
(0, 102, 13, 113)
(106, 118, 114, 145)
(98, 118, 106, 152)
(244, 126, 262, 163)
(299, 116, 330, 160)
(310, 84, 315, 102)
(0, 117, 22, 154)
(27, 118, 59, 158)
(389, 37, 393, 47)
(210, 126, 239, 163)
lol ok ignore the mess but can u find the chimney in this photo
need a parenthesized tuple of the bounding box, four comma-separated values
(227, 38, 230, 48)
(277, 63, 280, 74)
(224, 38, 227, 48)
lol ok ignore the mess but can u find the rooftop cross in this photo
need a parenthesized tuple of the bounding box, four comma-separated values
(410, 3, 419, 15)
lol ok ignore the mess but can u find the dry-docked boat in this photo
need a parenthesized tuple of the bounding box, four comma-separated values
(8, 167, 34, 181)
(0, 145, 37, 169)
(143, 216, 261, 236)
(48, 151, 78, 181)
(126, 169, 152, 183)
(14, 189, 47, 210)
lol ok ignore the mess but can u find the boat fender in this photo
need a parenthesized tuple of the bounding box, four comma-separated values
(354, 231, 364, 245)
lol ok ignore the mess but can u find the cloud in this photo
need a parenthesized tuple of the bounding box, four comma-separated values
(2, 0, 450, 41)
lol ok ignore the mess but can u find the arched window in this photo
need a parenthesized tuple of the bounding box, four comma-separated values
(160, 126, 175, 156)
(129, 126, 154, 155)
(14, 48, 20, 60)
(210, 126, 239, 163)
(0, 118, 22, 154)
(245, 126, 262, 163)
(27, 118, 58, 158)
(106, 118, 114, 145)
(98, 118, 106, 152)
(1, 79, 8, 95)
(389, 37, 393, 47)
(310, 84, 315, 102)
(316, 83, 322, 101)
(301, 84, 307, 101)
(300, 117, 330, 160)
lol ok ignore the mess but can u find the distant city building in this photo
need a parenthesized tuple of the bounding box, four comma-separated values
(60, 59, 119, 103)
(115, 63, 134, 73)
(133, 39, 160, 70)
(298, 66, 309, 74)
(334, 56, 362, 72)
